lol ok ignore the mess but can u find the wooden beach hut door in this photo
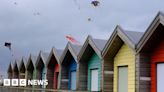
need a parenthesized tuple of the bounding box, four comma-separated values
(118, 66, 128, 92)
(157, 63, 164, 92)
(71, 71, 76, 90)
(91, 69, 98, 91)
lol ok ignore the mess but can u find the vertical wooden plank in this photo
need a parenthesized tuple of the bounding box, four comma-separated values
(102, 58, 114, 92)
(138, 53, 150, 92)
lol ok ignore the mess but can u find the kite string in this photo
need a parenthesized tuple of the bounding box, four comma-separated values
(10, 48, 17, 60)
(73, 0, 81, 10)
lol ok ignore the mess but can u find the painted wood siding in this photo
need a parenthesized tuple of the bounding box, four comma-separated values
(53, 64, 59, 89)
(68, 59, 77, 90)
(102, 58, 113, 92)
(32, 69, 37, 88)
(19, 71, 27, 79)
(42, 65, 47, 88)
(32, 69, 37, 79)
(114, 44, 135, 92)
(8, 72, 13, 79)
(151, 39, 164, 92)
(137, 53, 151, 92)
(27, 70, 33, 87)
(42, 65, 47, 80)
(88, 53, 101, 91)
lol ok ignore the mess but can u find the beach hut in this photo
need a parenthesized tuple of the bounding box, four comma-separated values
(26, 54, 37, 87)
(19, 57, 27, 79)
(35, 51, 49, 88)
(77, 35, 107, 91)
(46, 47, 63, 89)
(102, 26, 143, 92)
(7, 61, 14, 79)
(59, 42, 81, 90)
(136, 12, 164, 92)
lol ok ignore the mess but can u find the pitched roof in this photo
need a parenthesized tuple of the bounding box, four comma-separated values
(22, 57, 28, 69)
(17, 57, 27, 71)
(92, 38, 107, 51)
(31, 55, 38, 66)
(16, 58, 22, 71)
(56, 49, 63, 58)
(70, 44, 82, 56)
(46, 47, 63, 66)
(7, 61, 13, 73)
(123, 31, 144, 44)
(60, 42, 82, 63)
(26, 54, 38, 69)
(137, 11, 164, 52)
(13, 59, 19, 71)
(35, 51, 49, 68)
(102, 25, 143, 58)
(10, 60, 15, 70)
(78, 35, 107, 61)
(40, 52, 49, 64)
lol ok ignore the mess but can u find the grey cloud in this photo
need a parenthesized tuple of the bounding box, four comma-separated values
(0, 0, 164, 77)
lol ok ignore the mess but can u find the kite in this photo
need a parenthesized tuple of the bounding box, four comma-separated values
(4, 42, 11, 51)
(4, 42, 15, 57)
(33, 12, 41, 16)
(14, 2, 17, 5)
(91, 0, 100, 7)
(66, 35, 81, 45)
(88, 18, 91, 21)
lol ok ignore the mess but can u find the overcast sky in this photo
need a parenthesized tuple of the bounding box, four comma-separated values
(0, 0, 164, 77)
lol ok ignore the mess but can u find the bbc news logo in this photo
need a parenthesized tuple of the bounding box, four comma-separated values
(3, 79, 48, 86)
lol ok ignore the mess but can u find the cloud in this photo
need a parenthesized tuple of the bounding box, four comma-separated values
(0, 0, 164, 77)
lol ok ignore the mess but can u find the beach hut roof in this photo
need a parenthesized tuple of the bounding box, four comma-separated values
(22, 57, 28, 69)
(123, 30, 144, 44)
(16, 58, 22, 71)
(7, 61, 14, 73)
(35, 51, 49, 67)
(71, 44, 81, 56)
(78, 35, 107, 61)
(92, 38, 107, 51)
(17, 57, 27, 72)
(60, 42, 82, 63)
(56, 49, 63, 58)
(46, 47, 63, 66)
(137, 11, 164, 53)
(26, 54, 38, 69)
(102, 25, 143, 58)
(13, 59, 19, 72)
(31, 55, 38, 66)
(40, 52, 49, 64)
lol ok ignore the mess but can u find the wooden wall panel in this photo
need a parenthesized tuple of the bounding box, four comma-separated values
(151, 39, 164, 92)
(114, 44, 135, 92)
(88, 53, 101, 91)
